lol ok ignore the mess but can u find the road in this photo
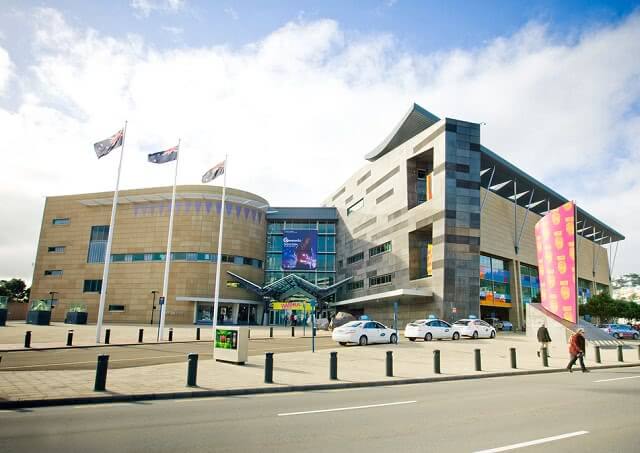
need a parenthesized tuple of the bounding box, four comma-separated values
(1, 368, 638, 452)
(0, 336, 337, 371)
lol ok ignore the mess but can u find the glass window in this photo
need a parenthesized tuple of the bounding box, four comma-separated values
(234, 256, 244, 265)
(267, 235, 283, 252)
(369, 273, 392, 287)
(132, 253, 145, 261)
(44, 269, 63, 276)
(325, 235, 335, 252)
(317, 273, 335, 287)
(108, 305, 125, 312)
(48, 246, 65, 253)
(347, 251, 364, 264)
(266, 253, 282, 270)
(87, 225, 110, 263)
(347, 198, 364, 216)
(111, 254, 125, 262)
(267, 222, 283, 233)
(52, 218, 70, 225)
(347, 280, 364, 291)
(317, 235, 327, 253)
(83, 279, 102, 293)
(369, 241, 392, 257)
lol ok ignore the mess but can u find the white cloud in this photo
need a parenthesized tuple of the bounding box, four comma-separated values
(1, 8, 640, 283)
(0, 46, 13, 95)
(131, 0, 186, 17)
(224, 7, 239, 21)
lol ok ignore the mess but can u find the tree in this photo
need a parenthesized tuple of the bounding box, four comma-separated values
(0, 279, 30, 303)
(581, 292, 618, 324)
(612, 273, 640, 289)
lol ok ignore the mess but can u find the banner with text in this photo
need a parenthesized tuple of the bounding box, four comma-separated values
(534, 201, 577, 323)
(282, 230, 317, 270)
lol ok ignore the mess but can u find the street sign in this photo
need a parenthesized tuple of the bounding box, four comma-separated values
(159, 297, 165, 305)
(452, 307, 457, 313)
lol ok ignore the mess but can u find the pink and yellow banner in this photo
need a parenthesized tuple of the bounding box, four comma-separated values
(534, 201, 577, 323)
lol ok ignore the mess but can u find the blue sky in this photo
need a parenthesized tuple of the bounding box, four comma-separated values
(0, 1, 639, 282)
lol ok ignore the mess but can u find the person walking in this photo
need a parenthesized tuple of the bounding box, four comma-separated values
(566, 328, 589, 373)
(537, 323, 552, 358)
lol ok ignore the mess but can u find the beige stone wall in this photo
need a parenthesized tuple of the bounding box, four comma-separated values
(30, 185, 268, 324)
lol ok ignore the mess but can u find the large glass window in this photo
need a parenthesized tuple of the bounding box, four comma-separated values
(267, 222, 284, 234)
(267, 235, 283, 252)
(480, 254, 511, 304)
(87, 225, 109, 263)
(520, 264, 539, 305)
(369, 241, 392, 257)
(83, 279, 102, 293)
(52, 218, 70, 225)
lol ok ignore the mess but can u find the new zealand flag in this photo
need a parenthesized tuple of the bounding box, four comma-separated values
(148, 145, 178, 164)
(94, 129, 123, 159)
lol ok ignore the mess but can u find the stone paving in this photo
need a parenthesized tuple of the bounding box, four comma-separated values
(0, 321, 328, 351)
(1, 333, 638, 403)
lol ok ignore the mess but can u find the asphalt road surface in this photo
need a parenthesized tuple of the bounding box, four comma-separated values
(1, 368, 638, 452)
(0, 336, 337, 371)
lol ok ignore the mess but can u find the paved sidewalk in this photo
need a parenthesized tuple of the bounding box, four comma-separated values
(0, 321, 328, 351)
(1, 335, 638, 405)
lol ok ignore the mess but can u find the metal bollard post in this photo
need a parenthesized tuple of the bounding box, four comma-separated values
(542, 348, 549, 367)
(510, 347, 517, 369)
(196, 327, 201, 341)
(264, 352, 274, 384)
(94, 355, 109, 391)
(637, 345, 640, 361)
(105, 329, 111, 344)
(269, 327, 273, 338)
(433, 349, 441, 374)
(386, 351, 393, 377)
(291, 326, 295, 337)
(67, 330, 74, 347)
(330, 352, 338, 380)
(138, 328, 144, 343)
(595, 345, 601, 363)
(617, 345, 624, 362)
(248, 329, 251, 339)
(24, 331, 31, 348)
(187, 353, 198, 387)
(169, 328, 174, 342)
(474, 348, 482, 371)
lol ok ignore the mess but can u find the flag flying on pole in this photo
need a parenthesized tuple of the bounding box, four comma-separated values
(202, 160, 225, 183)
(94, 129, 124, 159)
(148, 145, 179, 164)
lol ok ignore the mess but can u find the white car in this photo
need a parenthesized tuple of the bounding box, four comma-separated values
(453, 319, 496, 339)
(404, 318, 460, 341)
(332, 320, 398, 346)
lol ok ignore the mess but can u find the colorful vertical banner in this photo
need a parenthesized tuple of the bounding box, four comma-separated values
(427, 243, 433, 276)
(534, 201, 577, 323)
(426, 173, 433, 201)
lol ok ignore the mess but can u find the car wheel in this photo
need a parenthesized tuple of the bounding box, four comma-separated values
(633, 333, 639, 340)
(359, 335, 368, 346)
(425, 332, 433, 341)
(472, 331, 478, 339)
(452, 332, 460, 340)
(390, 334, 398, 344)
(339, 342, 347, 346)
(408, 337, 416, 342)
(490, 330, 496, 339)
(613, 333, 620, 339)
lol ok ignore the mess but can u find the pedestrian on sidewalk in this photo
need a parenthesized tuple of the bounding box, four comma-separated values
(566, 328, 589, 373)
(537, 322, 552, 357)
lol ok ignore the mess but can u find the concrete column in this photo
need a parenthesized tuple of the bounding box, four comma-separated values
(509, 260, 523, 331)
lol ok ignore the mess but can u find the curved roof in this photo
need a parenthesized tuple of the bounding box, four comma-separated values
(365, 103, 440, 161)
(227, 271, 351, 301)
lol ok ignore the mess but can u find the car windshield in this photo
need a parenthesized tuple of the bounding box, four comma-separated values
(454, 320, 470, 326)
(343, 321, 362, 327)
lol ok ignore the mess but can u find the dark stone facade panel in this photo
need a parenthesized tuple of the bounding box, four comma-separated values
(375, 188, 394, 205)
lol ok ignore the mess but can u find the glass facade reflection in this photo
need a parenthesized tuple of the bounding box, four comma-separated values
(520, 263, 539, 305)
(480, 254, 511, 305)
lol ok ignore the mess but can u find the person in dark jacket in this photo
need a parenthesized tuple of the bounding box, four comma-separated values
(537, 323, 552, 357)
(566, 328, 589, 373)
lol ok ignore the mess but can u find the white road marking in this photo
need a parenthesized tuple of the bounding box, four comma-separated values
(473, 431, 589, 453)
(277, 400, 416, 416)
(594, 375, 640, 383)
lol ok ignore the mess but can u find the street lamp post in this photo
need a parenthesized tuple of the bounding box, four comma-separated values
(48, 291, 57, 310)
(150, 290, 158, 325)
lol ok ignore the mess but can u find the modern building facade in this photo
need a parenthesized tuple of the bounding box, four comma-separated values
(29, 103, 623, 328)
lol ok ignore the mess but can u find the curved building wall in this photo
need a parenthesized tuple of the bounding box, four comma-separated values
(30, 185, 268, 324)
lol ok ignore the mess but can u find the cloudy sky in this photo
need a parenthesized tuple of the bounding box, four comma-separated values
(1, 0, 639, 283)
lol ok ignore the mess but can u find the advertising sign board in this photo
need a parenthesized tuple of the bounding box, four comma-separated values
(271, 301, 312, 311)
(282, 230, 317, 270)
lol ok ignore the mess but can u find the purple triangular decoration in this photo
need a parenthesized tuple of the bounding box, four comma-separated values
(194, 201, 202, 214)
(243, 207, 250, 219)
(226, 202, 233, 216)
(216, 202, 222, 215)
(257, 211, 263, 223)
(184, 201, 192, 213)
(205, 201, 213, 214)
(235, 204, 241, 218)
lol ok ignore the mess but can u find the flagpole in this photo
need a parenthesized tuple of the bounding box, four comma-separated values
(212, 154, 228, 342)
(95, 121, 127, 344)
(158, 139, 180, 342)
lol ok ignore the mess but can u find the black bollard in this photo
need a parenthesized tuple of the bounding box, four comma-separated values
(66, 330, 74, 347)
(105, 329, 111, 344)
(169, 328, 174, 342)
(187, 353, 198, 387)
(94, 355, 109, 391)
(330, 351, 338, 380)
(510, 347, 517, 369)
(138, 328, 144, 343)
(291, 326, 295, 337)
(264, 352, 274, 384)
(248, 329, 251, 339)
(196, 327, 201, 341)
(637, 345, 640, 361)
(386, 351, 393, 377)
(474, 348, 482, 371)
(595, 345, 601, 363)
(617, 345, 624, 362)
(269, 327, 273, 338)
(433, 349, 441, 374)
(24, 331, 31, 348)
(542, 348, 549, 367)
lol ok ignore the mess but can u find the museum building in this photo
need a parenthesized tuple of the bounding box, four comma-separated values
(29, 103, 623, 329)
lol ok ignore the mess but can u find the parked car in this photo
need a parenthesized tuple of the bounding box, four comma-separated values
(484, 317, 503, 330)
(332, 320, 398, 346)
(600, 324, 639, 340)
(404, 318, 460, 341)
(500, 321, 514, 331)
(453, 319, 496, 339)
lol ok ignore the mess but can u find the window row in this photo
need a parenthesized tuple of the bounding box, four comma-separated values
(267, 235, 335, 253)
(107, 252, 263, 268)
(267, 221, 336, 234)
(369, 241, 392, 257)
(369, 273, 393, 287)
(48, 246, 65, 253)
(265, 253, 335, 271)
(480, 254, 510, 283)
(346, 251, 364, 265)
(347, 280, 364, 291)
